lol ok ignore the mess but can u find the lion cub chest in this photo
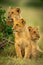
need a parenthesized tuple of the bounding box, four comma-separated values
(15, 30, 30, 49)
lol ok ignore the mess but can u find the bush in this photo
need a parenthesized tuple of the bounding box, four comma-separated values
(0, 7, 13, 38)
(0, 7, 15, 56)
(0, 44, 16, 57)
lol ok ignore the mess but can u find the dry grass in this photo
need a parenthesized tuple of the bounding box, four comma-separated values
(0, 56, 43, 65)
(0, 6, 43, 65)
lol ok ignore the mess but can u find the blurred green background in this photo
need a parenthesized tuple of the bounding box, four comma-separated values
(0, 1, 43, 65)
(0, 0, 43, 52)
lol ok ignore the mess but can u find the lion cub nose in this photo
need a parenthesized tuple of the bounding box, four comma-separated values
(37, 35, 40, 38)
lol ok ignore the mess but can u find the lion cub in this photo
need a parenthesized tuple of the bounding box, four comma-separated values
(28, 26, 40, 58)
(7, 7, 21, 26)
(13, 19, 31, 58)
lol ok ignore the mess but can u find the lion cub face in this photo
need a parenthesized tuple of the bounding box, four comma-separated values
(13, 19, 26, 32)
(7, 7, 21, 26)
(28, 26, 40, 40)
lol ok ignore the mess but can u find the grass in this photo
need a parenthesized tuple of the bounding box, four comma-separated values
(0, 56, 43, 65)
(0, 42, 43, 65)
(0, 6, 43, 65)
(0, 44, 16, 57)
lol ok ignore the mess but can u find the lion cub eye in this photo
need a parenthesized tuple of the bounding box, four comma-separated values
(34, 31, 36, 33)
(12, 12, 14, 14)
(16, 24, 19, 26)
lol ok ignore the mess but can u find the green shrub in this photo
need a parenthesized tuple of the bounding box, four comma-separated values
(0, 44, 16, 57)
(0, 7, 15, 56)
(0, 7, 13, 38)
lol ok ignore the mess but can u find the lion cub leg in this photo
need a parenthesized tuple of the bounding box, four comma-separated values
(15, 44, 22, 58)
(24, 44, 31, 58)
(32, 43, 37, 58)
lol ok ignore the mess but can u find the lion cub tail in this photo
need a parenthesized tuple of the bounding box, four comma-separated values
(37, 45, 43, 52)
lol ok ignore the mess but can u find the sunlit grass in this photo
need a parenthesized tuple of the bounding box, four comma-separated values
(0, 6, 43, 65)
(0, 56, 43, 65)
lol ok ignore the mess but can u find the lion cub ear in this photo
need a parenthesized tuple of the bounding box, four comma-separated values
(16, 8, 21, 13)
(8, 6, 13, 12)
(28, 26, 32, 31)
(21, 18, 26, 25)
(34, 26, 39, 30)
(8, 6, 13, 10)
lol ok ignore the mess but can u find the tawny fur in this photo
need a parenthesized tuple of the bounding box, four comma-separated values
(7, 7, 43, 59)
(13, 19, 31, 58)
(7, 7, 21, 26)
(28, 26, 40, 58)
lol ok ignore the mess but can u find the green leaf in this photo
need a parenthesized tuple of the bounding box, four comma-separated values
(0, 32, 3, 38)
